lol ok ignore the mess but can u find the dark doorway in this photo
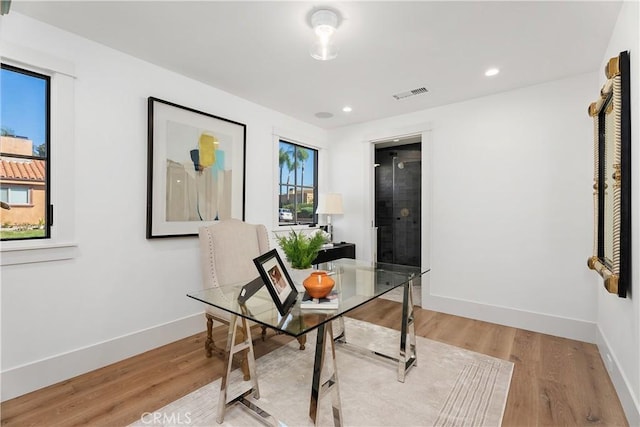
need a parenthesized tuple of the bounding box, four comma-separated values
(375, 142, 421, 267)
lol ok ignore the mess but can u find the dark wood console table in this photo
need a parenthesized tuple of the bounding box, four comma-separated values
(312, 242, 356, 265)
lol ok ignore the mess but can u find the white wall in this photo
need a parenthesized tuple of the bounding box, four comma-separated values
(329, 72, 600, 343)
(0, 13, 328, 400)
(595, 2, 640, 425)
(2, 9, 636, 419)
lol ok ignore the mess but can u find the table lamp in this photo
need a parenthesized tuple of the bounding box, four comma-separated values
(316, 193, 343, 242)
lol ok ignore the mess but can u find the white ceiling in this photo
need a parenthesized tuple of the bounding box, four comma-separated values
(11, 1, 622, 129)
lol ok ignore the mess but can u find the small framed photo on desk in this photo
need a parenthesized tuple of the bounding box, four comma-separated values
(253, 249, 298, 315)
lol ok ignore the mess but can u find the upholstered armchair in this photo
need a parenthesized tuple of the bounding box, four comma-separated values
(198, 219, 306, 363)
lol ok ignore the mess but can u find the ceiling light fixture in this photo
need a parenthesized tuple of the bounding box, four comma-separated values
(310, 9, 339, 61)
(485, 67, 500, 77)
(342, 106, 352, 113)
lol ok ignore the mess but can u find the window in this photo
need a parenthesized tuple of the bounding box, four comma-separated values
(1, 186, 31, 205)
(1, 64, 51, 241)
(1, 45, 76, 265)
(278, 140, 318, 225)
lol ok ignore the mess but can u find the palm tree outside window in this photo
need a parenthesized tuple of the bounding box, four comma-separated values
(278, 140, 317, 225)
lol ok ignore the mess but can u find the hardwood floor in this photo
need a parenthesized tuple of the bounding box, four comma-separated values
(1, 299, 628, 426)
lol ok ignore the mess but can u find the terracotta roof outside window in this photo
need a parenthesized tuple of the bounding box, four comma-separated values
(0, 159, 46, 182)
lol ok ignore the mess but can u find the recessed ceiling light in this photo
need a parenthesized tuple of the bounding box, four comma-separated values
(315, 112, 334, 119)
(485, 68, 500, 77)
(342, 106, 352, 113)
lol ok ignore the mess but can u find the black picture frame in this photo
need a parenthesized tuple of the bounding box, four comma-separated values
(253, 249, 298, 315)
(146, 97, 246, 238)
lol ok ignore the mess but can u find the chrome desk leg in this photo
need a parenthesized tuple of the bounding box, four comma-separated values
(216, 314, 264, 424)
(309, 322, 343, 427)
(398, 276, 418, 382)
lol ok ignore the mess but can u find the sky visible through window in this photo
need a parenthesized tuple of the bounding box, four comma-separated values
(1, 67, 47, 152)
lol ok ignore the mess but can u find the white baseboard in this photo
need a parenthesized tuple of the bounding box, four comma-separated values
(596, 326, 640, 426)
(1, 312, 205, 402)
(422, 292, 597, 343)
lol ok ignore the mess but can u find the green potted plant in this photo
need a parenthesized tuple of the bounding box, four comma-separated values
(276, 228, 330, 269)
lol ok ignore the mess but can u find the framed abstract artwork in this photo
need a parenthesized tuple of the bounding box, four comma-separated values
(146, 97, 246, 238)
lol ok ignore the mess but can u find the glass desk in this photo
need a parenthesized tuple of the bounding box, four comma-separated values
(187, 259, 428, 426)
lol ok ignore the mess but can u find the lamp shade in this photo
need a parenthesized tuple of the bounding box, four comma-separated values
(316, 193, 343, 215)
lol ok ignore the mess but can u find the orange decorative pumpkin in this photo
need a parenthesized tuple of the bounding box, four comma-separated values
(303, 271, 335, 298)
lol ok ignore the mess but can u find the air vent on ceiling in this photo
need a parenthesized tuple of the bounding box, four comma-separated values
(392, 87, 428, 100)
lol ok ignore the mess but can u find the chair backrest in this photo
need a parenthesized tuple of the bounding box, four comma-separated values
(199, 219, 270, 290)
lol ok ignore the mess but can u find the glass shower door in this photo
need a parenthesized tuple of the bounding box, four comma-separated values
(374, 143, 421, 267)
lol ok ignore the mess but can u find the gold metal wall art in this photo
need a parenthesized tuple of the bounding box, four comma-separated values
(587, 51, 631, 298)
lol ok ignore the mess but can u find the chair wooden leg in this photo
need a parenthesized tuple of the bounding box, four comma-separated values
(297, 334, 306, 350)
(206, 314, 249, 380)
(237, 326, 251, 381)
(207, 314, 299, 377)
(205, 314, 214, 358)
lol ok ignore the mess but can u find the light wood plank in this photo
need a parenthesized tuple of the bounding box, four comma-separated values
(502, 329, 541, 426)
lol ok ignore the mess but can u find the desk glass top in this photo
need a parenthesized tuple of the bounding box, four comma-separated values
(187, 259, 428, 337)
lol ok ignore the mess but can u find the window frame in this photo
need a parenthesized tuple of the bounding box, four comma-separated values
(1, 42, 77, 265)
(277, 138, 319, 227)
(1, 63, 52, 241)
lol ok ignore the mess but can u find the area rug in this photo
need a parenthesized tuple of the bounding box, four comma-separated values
(131, 318, 512, 427)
